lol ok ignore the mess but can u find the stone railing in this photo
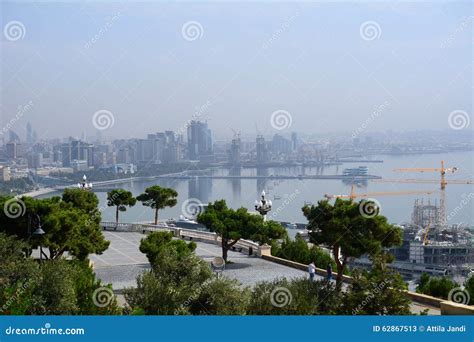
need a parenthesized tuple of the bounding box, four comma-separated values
(100, 221, 260, 256)
(260, 253, 474, 315)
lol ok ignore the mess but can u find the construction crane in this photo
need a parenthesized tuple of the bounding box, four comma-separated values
(324, 184, 436, 200)
(372, 160, 471, 226)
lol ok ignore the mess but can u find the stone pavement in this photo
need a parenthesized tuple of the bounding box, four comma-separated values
(90, 231, 440, 315)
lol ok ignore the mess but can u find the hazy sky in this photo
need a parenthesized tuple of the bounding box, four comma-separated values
(1, 0, 472, 141)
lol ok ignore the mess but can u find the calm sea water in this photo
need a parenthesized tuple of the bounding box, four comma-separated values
(44, 152, 474, 227)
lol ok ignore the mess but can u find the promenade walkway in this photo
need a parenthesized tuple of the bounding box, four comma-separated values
(90, 231, 440, 315)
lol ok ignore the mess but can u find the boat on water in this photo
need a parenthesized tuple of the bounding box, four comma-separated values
(166, 215, 206, 230)
(342, 166, 368, 176)
(274, 195, 282, 200)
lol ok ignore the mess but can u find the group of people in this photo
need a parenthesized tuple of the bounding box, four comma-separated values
(308, 261, 332, 282)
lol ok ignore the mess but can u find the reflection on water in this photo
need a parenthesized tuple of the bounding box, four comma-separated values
(41, 152, 473, 227)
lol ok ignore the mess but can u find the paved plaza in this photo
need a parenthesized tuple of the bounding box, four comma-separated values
(90, 231, 440, 314)
(91, 231, 308, 289)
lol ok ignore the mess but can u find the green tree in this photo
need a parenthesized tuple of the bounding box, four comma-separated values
(106, 189, 136, 229)
(0, 233, 119, 315)
(197, 200, 287, 262)
(139, 231, 196, 266)
(273, 234, 336, 272)
(416, 273, 458, 299)
(464, 276, 474, 305)
(0, 233, 39, 315)
(342, 257, 411, 315)
(136, 186, 178, 225)
(248, 277, 340, 315)
(303, 198, 402, 290)
(0, 195, 109, 261)
(62, 188, 100, 216)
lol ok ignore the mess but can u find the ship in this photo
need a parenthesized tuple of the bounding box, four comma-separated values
(342, 166, 368, 176)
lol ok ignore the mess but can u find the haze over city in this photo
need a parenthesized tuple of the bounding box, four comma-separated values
(0, 0, 473, 333)
(1, 1, 472, 140)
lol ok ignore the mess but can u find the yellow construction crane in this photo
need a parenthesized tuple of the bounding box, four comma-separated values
(371, 160, 473, 225)
(324, 184, 436, 200)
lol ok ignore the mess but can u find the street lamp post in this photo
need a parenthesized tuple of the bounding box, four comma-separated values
(77, 174, 93, 190)
(254, 190, 272, 222)
(28, 214, 45, 261)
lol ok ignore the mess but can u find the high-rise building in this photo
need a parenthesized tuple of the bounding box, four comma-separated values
(187, 121, 213, 161)
(162, 131, 178, 163)
(256, 135, 268, 165)
(228, 137, 241, 166)
(291, 132, 298, 151)
(61, 140, 93, 167)
(6, 142, 18, 159)
(26, 122, 35, 144)
(272, 134, 292, 155)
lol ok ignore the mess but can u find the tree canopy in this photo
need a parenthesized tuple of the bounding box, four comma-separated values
(139, 231, 196, 266)
(136, 185, 178, 224)
(0, 233, 119, 315)
(303, 198, 402, 290)
(197, 199, 287, 261)
(106, 189, 136, 227)
(0, 195, 109, 261)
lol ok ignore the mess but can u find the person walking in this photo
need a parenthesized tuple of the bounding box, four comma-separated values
(326, 263, 333, 282)
(308, 261, 316, 281)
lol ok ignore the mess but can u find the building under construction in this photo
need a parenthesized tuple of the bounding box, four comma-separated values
(411, 199, 441, 228)
(351, 198, 474, 280)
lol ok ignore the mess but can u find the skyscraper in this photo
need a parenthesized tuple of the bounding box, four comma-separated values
(256, 135, 268, 165)
(187, 121, 213, 161)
